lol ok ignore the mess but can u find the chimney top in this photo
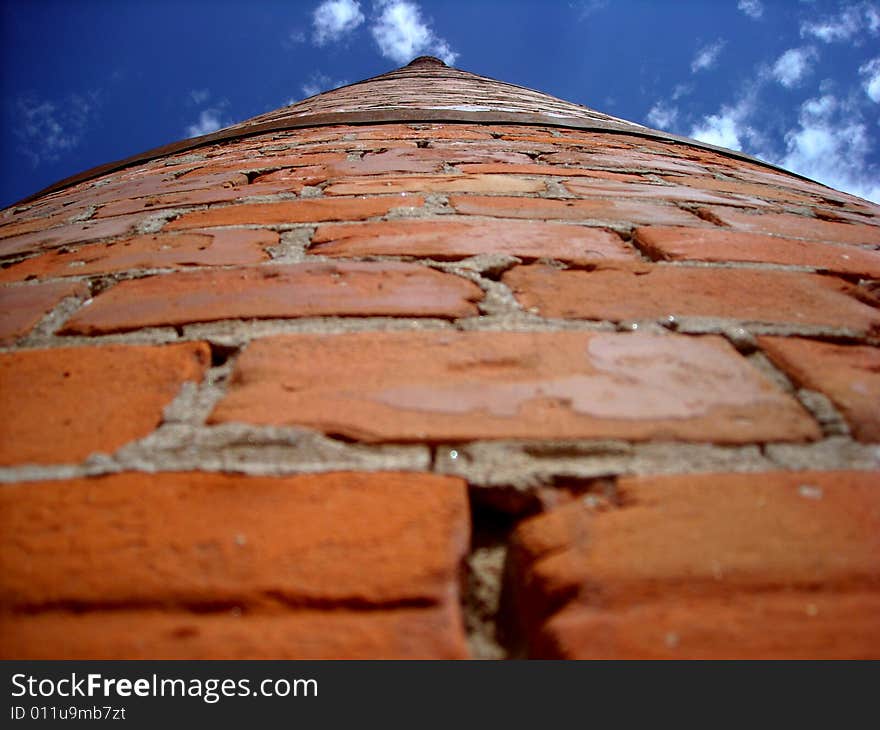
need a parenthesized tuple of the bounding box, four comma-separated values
(406, 55, 447, 68)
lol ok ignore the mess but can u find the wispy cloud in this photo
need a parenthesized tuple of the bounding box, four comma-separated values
(312, 0, 365, 45)
(185, 110, 225, 137)
(14, 91, 99, 167)
(569, 0, 609, 20)
(737, 0, 763, 20)
(370, 0, 458, 66)
(189, 88, 210, 105)
(300, 72, 350, 98)
(691, 40, 726, 73)
(183, 91, 230, 138)
(689, 90, 760, 151)
(859, 57, 880, 101)
(646, 101, 679, 130)
(774, 93, 880, 202)
(800, 1, 880, 43)
(771, 47, 818, 87)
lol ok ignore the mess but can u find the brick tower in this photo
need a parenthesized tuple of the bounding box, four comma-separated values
(1, 57, 878, 659)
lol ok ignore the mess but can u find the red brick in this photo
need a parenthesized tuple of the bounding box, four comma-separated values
(0, 207, 96, 240)
(456, 163, 645, 182)
(536, 593, 880, 660)
(0, 213, 147, 257)
(0, 605, 466, 660)
(449, 195, 701, 226)
(173, 151, 349, 179)
(165, 196, 425, 229)
(310, 219, 638, 263)
(510, 471, 880, 658)
(60, 262, 482, 335)
(251, 166, 330, 187)
(633, 225, 880, 277)
(92, 182, 312, 218)
(540, 150, 709, 175)
(0, 280, 88, 344)
(324, 174, 546, 196)
(563, 178, 764, 206)
(0, 229, 276, 283)
(702, 206, 880, 245)
(209, 331, 818, 444)
(0, 343, 209, 465)
(758, 337, 880, 442)
(0, 471, 467, 609)
(661, 174, 821, 206)
(0, 471, 469, 659)
(353, 124, 494, 140)
(503, 264, 880, 335)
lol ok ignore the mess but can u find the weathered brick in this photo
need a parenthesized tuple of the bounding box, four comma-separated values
(0, 471, 468, 608)
(563, 178, 763, 206)
(759, 337, 880, 442)
(60, 262, 482, 335)
(540, 150, 709, 175)
(0, 213, 147, 257)
(209, 331, 818, 444)
(324, 174, 546, 196)
(0, 229, 276, 283)
(660, 174, 820, 206)
(165, 196, 425, 229)
(702, 206, 880, 245)
(449, 195, 701, 226)
(503, 263, 880, 334)
(535, 593, 880, 660)
(0, 280, 88, 344)
(92, 183, 310, 219)
(0, 605, 467, 660)
(633, 225, 880, 277)
(0, 343, 209, 465)
(310, 219, 638, 263)
(456, 163, 645, 182)
(510, 470, 880, 658)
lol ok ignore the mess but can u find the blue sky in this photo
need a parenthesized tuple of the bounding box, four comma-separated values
(1, 0, 879, 208)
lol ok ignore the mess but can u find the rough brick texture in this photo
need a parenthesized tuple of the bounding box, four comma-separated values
(60, 262, 482, 335)
(0, 343, 209, 465)
(758, 337, 880, 442)
(1, 56, 878, 660)
(510, 471, 880, 658)
(633, 226, 880, 278)
(210, 331, 818, 444)
(0, 280, 87, 344)
(504, 263, 880, 334)
(0, 471, 469, 659)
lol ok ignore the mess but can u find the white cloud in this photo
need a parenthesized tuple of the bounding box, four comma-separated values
(370, 0, 458, 66)
(859, 57, 880, 101)
(14, 91, 99, 166)
(300, 72, 350, 98)
(689, 92, 759, 151)
(312, 0, 365, 45)
(189, 88, 210, 105)
(691, 40, 726, 73)
(646, 101, 679, 130)
(771, 47, 817, 87)
(800, 1, 880, 43)
(185, 109, 226, 138)
(570, 0, 609, 20)
(773, 93, 880, 202)
(737, 0, 763, 19)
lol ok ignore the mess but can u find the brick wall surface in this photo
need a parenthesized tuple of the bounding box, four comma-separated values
(1, 57, 878, 659)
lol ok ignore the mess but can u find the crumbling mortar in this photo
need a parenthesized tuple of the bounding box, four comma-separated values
(1, 434, 876, 487)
